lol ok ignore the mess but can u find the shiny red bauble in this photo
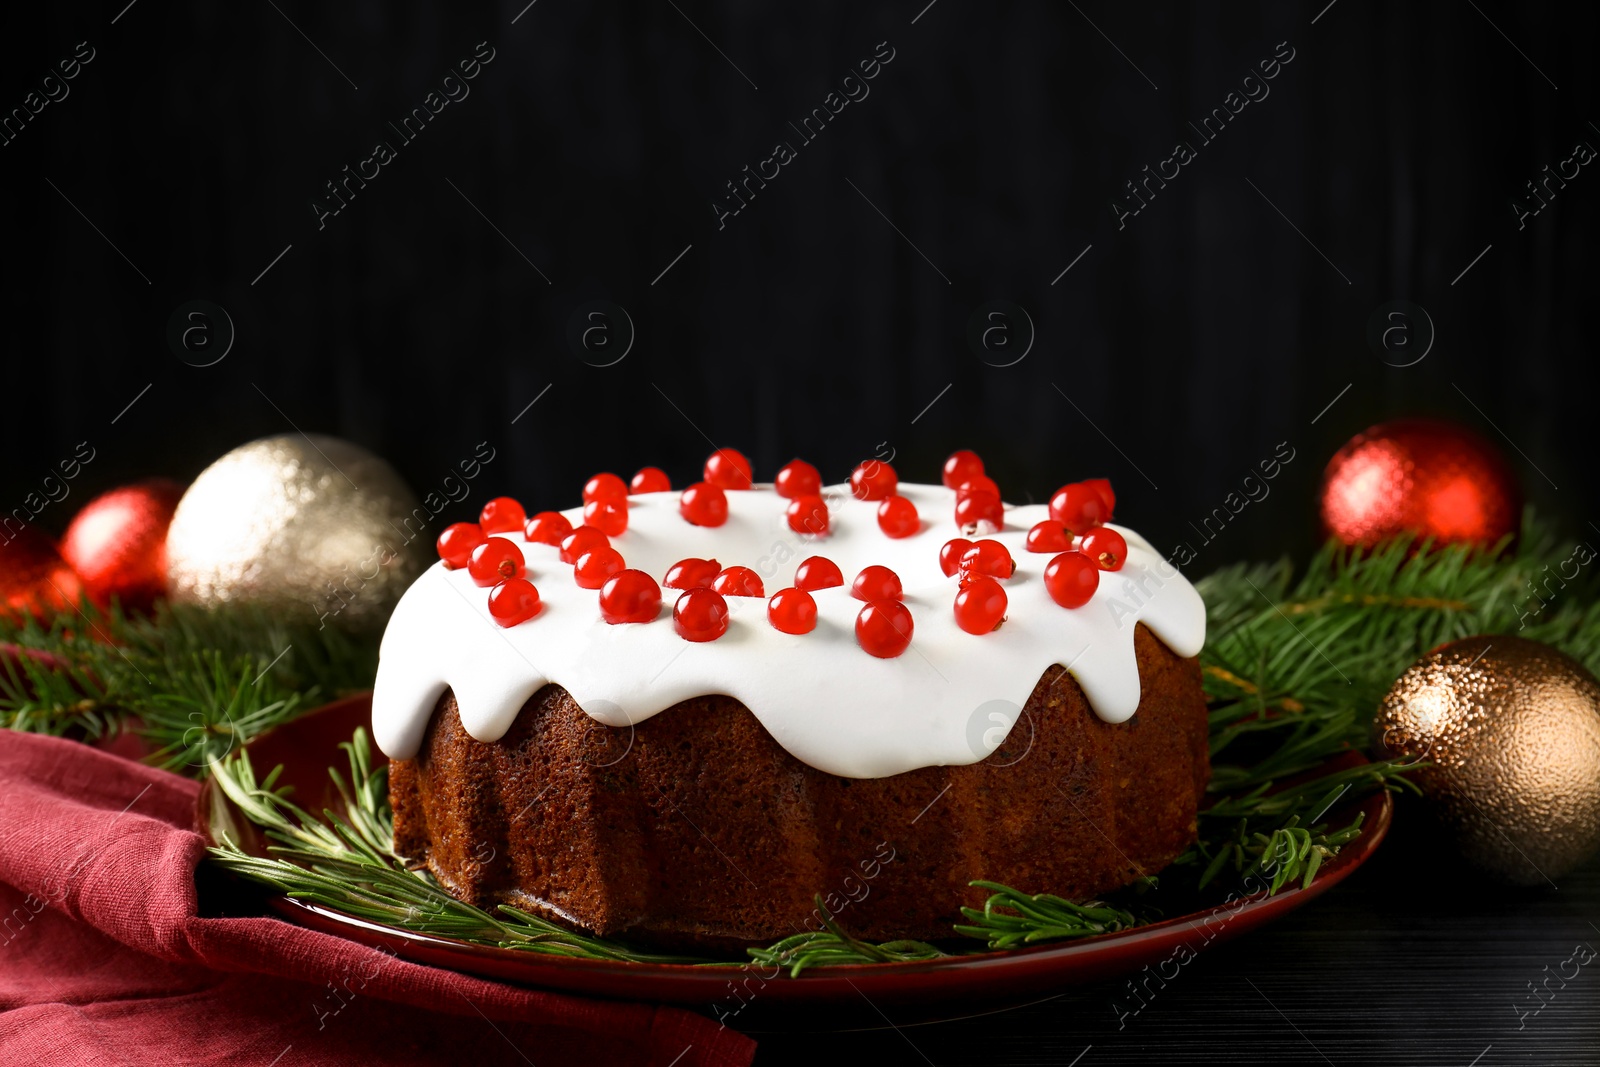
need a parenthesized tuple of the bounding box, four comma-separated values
(786, 494, 830, 536)
(1, 525, 84, 621)
(525, 511, 574, 545)
(851, 565, 902, 602)
(954, 490, 1003, 534)
(1049, 483, 1107, 534)
(599, 569, 662, 624)
(855, 600, 914, 658)
(469, 537, 525, 586)
(703, 448, 754, 490)
(479, 496, 526, 534)
(939, 538, 973, 577)
(679, 481, 729, 527)
(711, 566, 765, 598)
(60, 478, 182, 611)
(436, 522, 486, 569)
(960, 539, 1015, 580)
(673, 587, 730, 642)
(1319, 418, 1521, 550)
(954, 575, 1008, 634)
(942, 450, 984, 490)
(582, 497, 628, 537)
(1044, 551, 1099, 608)
(630, 467, 671, 494)
(558, 526, 610, 564)
(767, 587, 817, 635)
(877, 495, 919, 539)
(775, 459, 822, 500)
(664, 557, 722, 590)
(794, 556, 844, 591)
(1025, 520, 1071, 554)
(1079, 526, 1128, 571)
(583, 473, 628, 505)
(487, 577, 541, 626)
(573, 546, 625, 589)
(849, 460, 898, 501)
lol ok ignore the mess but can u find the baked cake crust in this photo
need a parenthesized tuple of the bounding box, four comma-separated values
(390, 622, 1208, 949)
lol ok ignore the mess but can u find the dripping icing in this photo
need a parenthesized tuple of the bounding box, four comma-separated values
(371, 482, 1206, 778)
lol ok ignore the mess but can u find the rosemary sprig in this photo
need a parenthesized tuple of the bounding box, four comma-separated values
(206, 731, 705, 964)
(954, 882, 1136, 949)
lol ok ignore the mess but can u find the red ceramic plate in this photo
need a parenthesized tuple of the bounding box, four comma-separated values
(199, 693, 1391, 1028)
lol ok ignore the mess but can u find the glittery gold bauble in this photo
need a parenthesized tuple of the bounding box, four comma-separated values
(1374, 635, 1600, 884)
(165, 435, 427, 630)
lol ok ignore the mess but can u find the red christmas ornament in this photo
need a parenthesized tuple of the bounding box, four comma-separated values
(1, 525, 85, 621)
(1319, 418, 1521, 550)
(59, 479, 181, 612)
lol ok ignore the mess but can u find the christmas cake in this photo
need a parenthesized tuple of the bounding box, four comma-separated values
(373, 451, 1208, 949)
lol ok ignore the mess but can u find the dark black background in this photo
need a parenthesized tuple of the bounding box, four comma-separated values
(1, 0, 1592, 564)
(4, 2, 1598, 1064)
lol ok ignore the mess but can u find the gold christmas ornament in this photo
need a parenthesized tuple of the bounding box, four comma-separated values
(166, 434, 427, 630)
(1374, 635, 1600, 884)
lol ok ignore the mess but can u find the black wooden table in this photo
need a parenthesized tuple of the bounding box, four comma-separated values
(750, 798, 1600, 1066)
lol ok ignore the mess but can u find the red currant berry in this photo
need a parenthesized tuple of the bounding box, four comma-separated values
(583, 473, 628, 505)
(954, 490, 1004, 534)
(711, 566, 765, 598)
(855, 600, 913, 658)
(679, 481, 729, 527)
(437, 522, 486, 569)
(574, 546, 626, 589)
(960, 539, 1015, 580)
(851, 565, 903, 602)
(849, 460, 898, 501)
(583, 497, 628, 537)
(1049, 483, 1108, 535)
(1079, 526, 1128, 571)
(877, 495, 919, 539)
(1044, 551, 1100, 608)
(703, 448, 753, 490)
(559, 526, 610, 565)
(794, 556, 844, 591)
(664, 557, 722, 590)
(487, 577, 541, 626)
(786, 494, 830, 536)
(599, 569, 662, 624)
(630, 467, 671, 494)
(1083, 478, 1116, 520)
(479, 497, 526, 535)
(774, 459, 822, 500)
(942, 450, 985, 490)
(525, 511, 574, 546)
(1025, 519, 1072, 554)
(469, 537, 525, 587)
(767, 587, 817, 635)
(953, 575, 1008, 635)
(939, 538, 974, 577)
(956, 474, 1001, 500)
(673, 587, 730, 642)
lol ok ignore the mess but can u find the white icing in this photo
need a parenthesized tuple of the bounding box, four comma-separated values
(370, 482, 1206, 779)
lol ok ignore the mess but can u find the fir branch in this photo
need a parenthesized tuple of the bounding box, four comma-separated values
(0, 600, 377, 775)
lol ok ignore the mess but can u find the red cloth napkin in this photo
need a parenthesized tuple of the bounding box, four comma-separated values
(0, 731, 754, 1067)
